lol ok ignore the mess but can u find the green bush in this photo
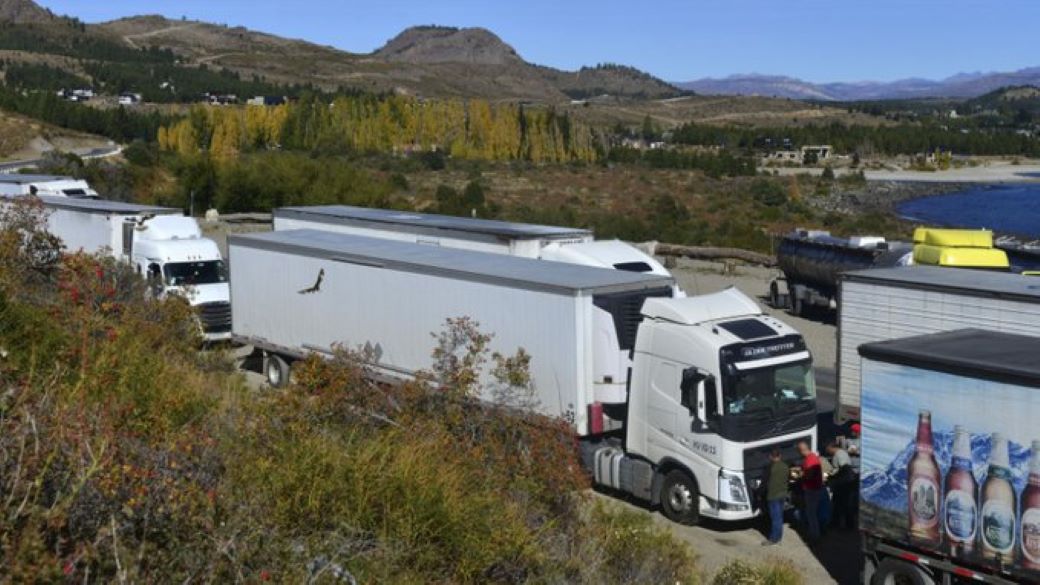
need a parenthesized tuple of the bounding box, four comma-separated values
(713, 559, 802, 585)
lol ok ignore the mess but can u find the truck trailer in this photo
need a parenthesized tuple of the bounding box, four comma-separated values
(859, 329, 1040, 584)
(22, 196, 232, 341)
(836, 266, 1040, 423)
(769, 229, 913, 316)
(0, 173, 100, 198)
(272, 205, 674, 278)
(229, 229, 818, 525)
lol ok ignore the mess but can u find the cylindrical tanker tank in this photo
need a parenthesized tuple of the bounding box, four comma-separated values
(770, 230, 912, 315)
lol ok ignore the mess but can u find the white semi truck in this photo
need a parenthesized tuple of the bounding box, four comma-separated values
(272, 205, 674, 278)
(229, 229, 818, 524)
(0, 174, 100, 198)
(26, 196, 232, 341)
(273, 205, 682, 402)
(836, 265, 1040, 423)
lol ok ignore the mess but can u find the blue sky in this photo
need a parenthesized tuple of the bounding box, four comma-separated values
(37, 1, 1040, 83)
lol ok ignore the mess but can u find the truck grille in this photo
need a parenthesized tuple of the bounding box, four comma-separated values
(197, 301, 231, 333)
(743, 435, 812, 486)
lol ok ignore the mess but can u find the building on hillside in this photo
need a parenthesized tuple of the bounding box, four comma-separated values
(118, 93, 143, 106)
(247, 95, 287, 107)
(56, 88, 95, 102)
(800, 145, 832, 161)
(204, 92, 238, 106)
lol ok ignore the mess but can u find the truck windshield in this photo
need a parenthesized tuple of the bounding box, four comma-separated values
(724, 360, 815, 417)
(163, 260, 228, 286)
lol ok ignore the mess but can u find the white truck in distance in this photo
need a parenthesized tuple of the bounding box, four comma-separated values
(0, 174, 100, 198)
(22, 196, 232, 341)
(229, 229, 818, 524)
(273, 205, 680, 402)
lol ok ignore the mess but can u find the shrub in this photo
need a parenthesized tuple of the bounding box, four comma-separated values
(713, 559, 803, 585)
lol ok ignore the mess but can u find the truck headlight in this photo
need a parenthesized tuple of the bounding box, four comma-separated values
(718, 470, 749, 508)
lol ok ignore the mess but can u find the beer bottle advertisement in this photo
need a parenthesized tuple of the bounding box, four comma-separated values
(907, 410, 941, 546)
(858, 359, 1040, 579)
(980, 434, 1016, 563)
(1022, 440, 1040, 571)
(944, 426, 977, 556)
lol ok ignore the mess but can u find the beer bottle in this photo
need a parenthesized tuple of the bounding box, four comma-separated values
(1021, 440, 1040, 571)
(944, 426, 977, 557)
(908, 410, 942, 547)
(980, 433, 1016, 565)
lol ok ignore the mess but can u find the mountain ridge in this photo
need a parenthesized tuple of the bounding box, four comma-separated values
(677, 68, 1040, 101)
(89, 12, 681, 102)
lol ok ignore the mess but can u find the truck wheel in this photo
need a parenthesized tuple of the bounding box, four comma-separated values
(266, 353, 291, 388)
(870, 558, 933, 585)
(769, 281, 781, 308)
(791, 294, 805, 317)
(660, 470, 700, 525)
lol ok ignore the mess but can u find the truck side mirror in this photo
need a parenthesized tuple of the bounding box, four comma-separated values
(681, 367, 706, 416)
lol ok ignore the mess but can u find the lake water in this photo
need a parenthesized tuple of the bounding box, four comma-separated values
(897, 183, 1040, 238)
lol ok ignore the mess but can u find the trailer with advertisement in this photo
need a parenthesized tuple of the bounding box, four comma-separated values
(858, 328, 1040, 584)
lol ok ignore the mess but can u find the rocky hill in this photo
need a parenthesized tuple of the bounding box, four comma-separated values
(0, 0, 55, 24)
(90, 15, 681, 102)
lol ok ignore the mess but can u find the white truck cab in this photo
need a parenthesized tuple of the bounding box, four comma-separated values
(589, 287, 817, 523)
(132, 216, 231, 340)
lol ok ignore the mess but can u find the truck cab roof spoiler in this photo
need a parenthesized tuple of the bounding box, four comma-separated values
(642, 287, 761, 325)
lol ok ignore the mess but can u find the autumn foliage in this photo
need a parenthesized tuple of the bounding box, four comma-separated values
(158, 94, 600, 164)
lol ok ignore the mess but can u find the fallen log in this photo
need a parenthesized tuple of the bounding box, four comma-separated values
(636, 241, 776, 267)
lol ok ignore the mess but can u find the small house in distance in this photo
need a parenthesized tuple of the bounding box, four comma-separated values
(247, 95, 287, 107)
(203, 92, 238, 106)
(118, 92, 143, 106)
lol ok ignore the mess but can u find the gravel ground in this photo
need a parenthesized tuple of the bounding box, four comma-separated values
(668, 257, 837, 370)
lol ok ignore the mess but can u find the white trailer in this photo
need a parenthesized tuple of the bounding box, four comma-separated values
(231, 229, 818, 525)
(272, 205, 673, 277)
(0, 174, 99, 198)
(836, 265, 1040, 422)
(274, 205, 592, 257)
(20, 196, 232, 341)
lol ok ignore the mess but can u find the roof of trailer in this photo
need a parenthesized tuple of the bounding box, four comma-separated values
(275, 205, 592, 240)
(859, 328, 1040, 387)
(230, 228, 674, 295)
(844, 265, 1040, 301)
(28, 195, 179, 215)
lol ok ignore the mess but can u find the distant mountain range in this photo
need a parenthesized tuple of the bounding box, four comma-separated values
(676, 69, 1040, 101)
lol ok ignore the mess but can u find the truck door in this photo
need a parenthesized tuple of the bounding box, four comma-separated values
(122, 221, 135, 259)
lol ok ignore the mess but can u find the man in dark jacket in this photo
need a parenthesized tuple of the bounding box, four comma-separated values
(764, 448, 789, 545)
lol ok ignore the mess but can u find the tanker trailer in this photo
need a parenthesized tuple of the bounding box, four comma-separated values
(768, 230, 912, 316)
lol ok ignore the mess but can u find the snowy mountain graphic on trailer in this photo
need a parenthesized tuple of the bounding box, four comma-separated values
(861, 432, 1033, 512)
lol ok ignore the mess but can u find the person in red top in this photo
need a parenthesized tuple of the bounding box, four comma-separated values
(798, 440, 824, 542)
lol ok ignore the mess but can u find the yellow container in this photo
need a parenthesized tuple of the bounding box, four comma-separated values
(912, 228, 994, 248)
(913, 244, 1010, 268)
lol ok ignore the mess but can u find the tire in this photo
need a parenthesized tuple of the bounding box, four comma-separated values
(870, 558, 933, 585)
(265, 353, 291, 388)
(659, 470, 700, 526)
(769, 281, 781, 308)
(791, 294, 805, 317)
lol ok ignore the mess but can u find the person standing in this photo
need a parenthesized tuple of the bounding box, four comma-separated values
(764, 448, 790, 545)
(798, 440, 824, 543)
(826, 440, 857, 529)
